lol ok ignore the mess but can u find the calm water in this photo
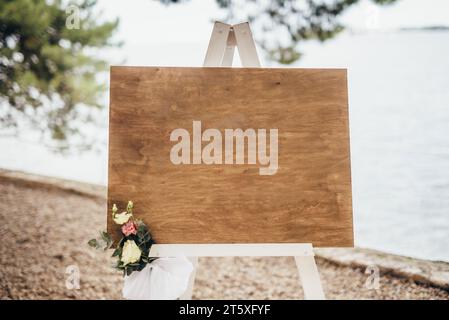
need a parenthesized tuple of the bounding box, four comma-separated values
(297, 31, 449, 261)
(1, 31, 448, 261)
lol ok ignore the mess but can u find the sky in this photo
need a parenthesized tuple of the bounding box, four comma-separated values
(95, 0, 449, 67)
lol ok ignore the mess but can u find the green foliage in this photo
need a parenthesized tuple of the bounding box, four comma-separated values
(100, 231, 113, 249)
(161, 0, 398, 64)
(120, 219, 156, 276)
(88, 202, 157, 277)
(88, 230, 113, 250)
(87, 238, 98, 248)
(0, 0, 119, 149)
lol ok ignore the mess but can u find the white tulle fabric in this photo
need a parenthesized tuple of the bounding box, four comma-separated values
(122, 256, 193, 300)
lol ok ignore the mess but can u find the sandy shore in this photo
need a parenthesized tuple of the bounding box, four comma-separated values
(0, 170, 448, 300)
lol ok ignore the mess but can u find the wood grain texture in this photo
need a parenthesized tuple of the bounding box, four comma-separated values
(107, 66, 353, 247)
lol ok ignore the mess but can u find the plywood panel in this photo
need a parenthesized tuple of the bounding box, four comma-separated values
(107, 67, 353, 247)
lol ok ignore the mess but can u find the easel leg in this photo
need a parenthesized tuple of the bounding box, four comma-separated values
(221, 29, 236, 67)
(295, 255, 325, 300)
(179, 256, 198, 300)
(233, 22, 261, 67)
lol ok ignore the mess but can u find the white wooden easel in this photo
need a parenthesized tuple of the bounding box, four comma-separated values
(148, 21, 325, 300)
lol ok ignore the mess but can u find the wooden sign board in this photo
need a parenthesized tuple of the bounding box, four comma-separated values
(107, 66, 353, 247)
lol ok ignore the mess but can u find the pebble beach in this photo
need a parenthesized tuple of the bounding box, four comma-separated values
(0, 170, 448, 300)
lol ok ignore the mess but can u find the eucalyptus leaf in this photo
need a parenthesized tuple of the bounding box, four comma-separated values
(112, 247, 121, 257)
(101, 231, 112, 243)
(87, 239, 98, 248)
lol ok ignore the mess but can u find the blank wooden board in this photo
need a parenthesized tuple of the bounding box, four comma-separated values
(107, 66, 353, 247)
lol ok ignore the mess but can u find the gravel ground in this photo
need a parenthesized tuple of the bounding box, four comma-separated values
(0, 177, 448, 300)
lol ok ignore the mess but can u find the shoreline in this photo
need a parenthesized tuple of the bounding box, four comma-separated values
(0, 168, 448, 299)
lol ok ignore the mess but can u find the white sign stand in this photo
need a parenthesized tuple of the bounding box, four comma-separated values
(148, 21, 325, 300)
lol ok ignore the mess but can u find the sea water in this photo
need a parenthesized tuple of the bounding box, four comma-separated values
(296, 31, 449, 261)
(1, 31, 448, 261)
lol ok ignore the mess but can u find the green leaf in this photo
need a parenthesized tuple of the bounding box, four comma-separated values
(112, 247, 121, 257)
(117, 236, 126, 248)
(87, 239, 98, 248)
(101, 231, 111, 242)
(100, 231, 112, 250)
(131, 263, 138, 268)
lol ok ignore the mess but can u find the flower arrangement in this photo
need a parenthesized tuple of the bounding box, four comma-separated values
(88, 201, 157, 276)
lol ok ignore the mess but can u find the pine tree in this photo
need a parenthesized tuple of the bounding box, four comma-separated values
(0, 0, 119, 150)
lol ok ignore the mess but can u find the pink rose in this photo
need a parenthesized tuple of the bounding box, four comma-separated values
(121, 221, 137, 236)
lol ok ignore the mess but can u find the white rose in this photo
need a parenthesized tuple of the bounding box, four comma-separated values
(113, 211, 132, 225)
(121, 240, 141, 265)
